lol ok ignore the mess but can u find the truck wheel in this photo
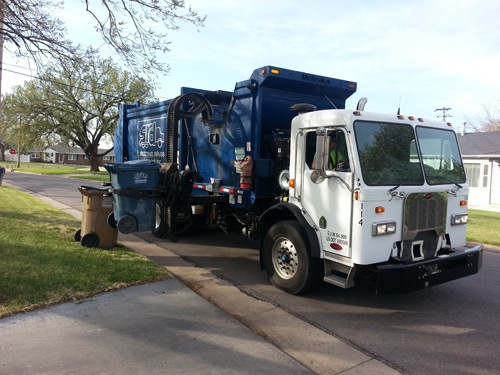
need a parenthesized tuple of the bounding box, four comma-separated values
(263, 220, 322, 294)
(152, 200, 165, 238)
(107, 212, 117, 229)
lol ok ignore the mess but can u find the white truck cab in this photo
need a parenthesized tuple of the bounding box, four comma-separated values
(262, 107, 483, 295)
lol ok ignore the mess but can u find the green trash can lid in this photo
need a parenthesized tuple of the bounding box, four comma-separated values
(104, 160, 160, 173)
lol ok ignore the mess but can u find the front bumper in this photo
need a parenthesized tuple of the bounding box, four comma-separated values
(376, 244, 483, 296)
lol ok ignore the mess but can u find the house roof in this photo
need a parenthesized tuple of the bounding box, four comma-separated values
(457, 131, 500, 157)
(43, 145, 114, 156)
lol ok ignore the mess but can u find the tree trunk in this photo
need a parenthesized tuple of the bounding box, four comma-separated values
(89, 157, 100, 172)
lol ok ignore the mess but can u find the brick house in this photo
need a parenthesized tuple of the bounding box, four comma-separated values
(41, 145, 115, 166)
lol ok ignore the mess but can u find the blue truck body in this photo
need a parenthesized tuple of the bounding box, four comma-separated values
(114, 66, 356, 210)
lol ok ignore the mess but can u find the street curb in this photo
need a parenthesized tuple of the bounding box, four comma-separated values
(118, 234, 401, 375)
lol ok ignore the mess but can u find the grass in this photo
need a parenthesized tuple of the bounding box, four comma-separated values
(0, 186, 169, 318)
(467, 209, 500, 247)
(1, 161, 110, 182)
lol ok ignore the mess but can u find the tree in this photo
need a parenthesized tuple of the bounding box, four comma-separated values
(464, 102, 500, 133)
(0, 0, 205, 74)
(2, 51, 155, 171)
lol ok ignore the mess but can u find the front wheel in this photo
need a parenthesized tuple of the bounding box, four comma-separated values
(262, 220, 322, 294)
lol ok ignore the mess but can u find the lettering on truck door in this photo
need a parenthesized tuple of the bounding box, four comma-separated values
(301, 129, 354, 259)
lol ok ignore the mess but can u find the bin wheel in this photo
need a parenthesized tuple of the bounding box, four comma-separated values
(107, 212, 117, 228)
(117, 215, 137, 234)
(74, 229, 82, 242)
(81, 232, 100, 248)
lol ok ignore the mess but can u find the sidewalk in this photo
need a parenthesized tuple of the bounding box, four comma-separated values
(1, 179, 400, 375)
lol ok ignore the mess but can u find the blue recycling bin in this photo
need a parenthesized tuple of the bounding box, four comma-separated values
(104, 161, 161, 234)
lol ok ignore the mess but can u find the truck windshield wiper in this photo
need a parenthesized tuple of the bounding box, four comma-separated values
(427, 175, 463, 189)
(388, 178, 422, 193)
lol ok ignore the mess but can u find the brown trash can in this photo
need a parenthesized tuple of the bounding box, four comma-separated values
(75, 186, 118, 248)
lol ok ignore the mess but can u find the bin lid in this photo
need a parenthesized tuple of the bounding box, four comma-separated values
(78, 185, 111, 195)
(104, 160, 160, 173)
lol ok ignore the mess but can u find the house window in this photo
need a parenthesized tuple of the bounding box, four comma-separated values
(68, 154, 77, 161)
(464, 163, 480, 187)
(464, 163, 489, 188)
(103, 156, 112, 161)
(482, 164, 489, 187)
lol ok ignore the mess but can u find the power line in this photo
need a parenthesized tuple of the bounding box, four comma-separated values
(0, 64, 129, 101)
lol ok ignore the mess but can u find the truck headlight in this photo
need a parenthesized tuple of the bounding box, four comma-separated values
(372, 221, 396, 236)
(451, 213, 468, 225)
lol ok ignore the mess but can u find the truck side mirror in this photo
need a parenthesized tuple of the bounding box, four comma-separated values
(311, 128, 329, 184)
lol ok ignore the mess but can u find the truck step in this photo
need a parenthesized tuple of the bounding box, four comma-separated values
(324, 274, 351, 288)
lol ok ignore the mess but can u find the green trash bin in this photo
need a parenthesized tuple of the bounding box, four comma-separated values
(104, 161, 160, 234)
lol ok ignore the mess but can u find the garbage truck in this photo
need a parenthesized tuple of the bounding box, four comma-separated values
(108, 66, 483, 295)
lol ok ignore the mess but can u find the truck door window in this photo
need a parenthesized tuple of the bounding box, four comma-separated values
(307, 129, 349, 171)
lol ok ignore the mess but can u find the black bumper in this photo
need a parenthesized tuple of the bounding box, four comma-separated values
(376, 244, 483, 296)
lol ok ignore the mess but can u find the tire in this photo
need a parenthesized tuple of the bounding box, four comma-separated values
(152, 198, 192, 238)
(152, 199, 166, 238)
(107, 212, 117, 229)
(262, 220, 322, 295)
(81, 232, 100, 248)
(74, 229, 82, 242)
(117, 215, 137, 234)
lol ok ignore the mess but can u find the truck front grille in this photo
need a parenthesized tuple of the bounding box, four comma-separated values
(403, 192, 447, 240)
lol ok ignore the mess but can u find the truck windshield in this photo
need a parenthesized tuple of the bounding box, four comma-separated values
(416, 126, 466, 185)
(354, 121, 424, 185)
(354, 121, 466, 186)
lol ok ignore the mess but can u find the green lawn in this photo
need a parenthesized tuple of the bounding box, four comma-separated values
(467, 209, 500, 247)
(0, 186, 169, 318)
(1, 162, 110, 181)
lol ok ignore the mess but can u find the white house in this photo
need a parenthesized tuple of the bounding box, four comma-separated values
(457, 131, 500, 207)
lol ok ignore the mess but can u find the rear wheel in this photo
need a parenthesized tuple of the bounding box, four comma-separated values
(117, 215, 137, 234)
(263, 220, 322, 294)
(81, 232, 100, 248)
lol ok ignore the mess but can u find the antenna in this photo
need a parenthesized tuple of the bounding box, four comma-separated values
(324, 95, 338, 109)
(397, 97, 401, 115)
(435, 107, 452, 121)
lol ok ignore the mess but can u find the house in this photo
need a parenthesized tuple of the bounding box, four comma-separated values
(457, 131, 500, 207)
(41, 145, 115, 166)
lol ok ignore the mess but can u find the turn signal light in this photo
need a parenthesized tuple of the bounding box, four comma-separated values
(460, 200, 467, 206)
(375, 206, 385, 213)
(289, 179, 295, 188)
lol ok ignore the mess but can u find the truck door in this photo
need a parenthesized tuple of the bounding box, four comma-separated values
(300, 129, 354, 259)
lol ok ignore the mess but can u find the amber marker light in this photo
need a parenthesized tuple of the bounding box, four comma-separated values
(289, 179, 295, 188)
(271, 69, 280, 74)
(460, 200, 467, 206)
(354, 191, 359, 200)
(261, 68, 266, 74)
(375, 206, 385, 213)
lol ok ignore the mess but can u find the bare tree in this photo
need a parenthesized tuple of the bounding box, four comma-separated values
(0, 0, 205, 74)
(466, 101, 500, 133)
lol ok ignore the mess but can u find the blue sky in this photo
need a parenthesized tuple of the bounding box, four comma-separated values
(3, 0, 499, 133)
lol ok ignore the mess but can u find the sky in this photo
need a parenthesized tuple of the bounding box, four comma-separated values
(3, 0, 500, 134)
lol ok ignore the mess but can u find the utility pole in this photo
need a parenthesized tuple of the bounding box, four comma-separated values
(435, 107, 452, 122)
